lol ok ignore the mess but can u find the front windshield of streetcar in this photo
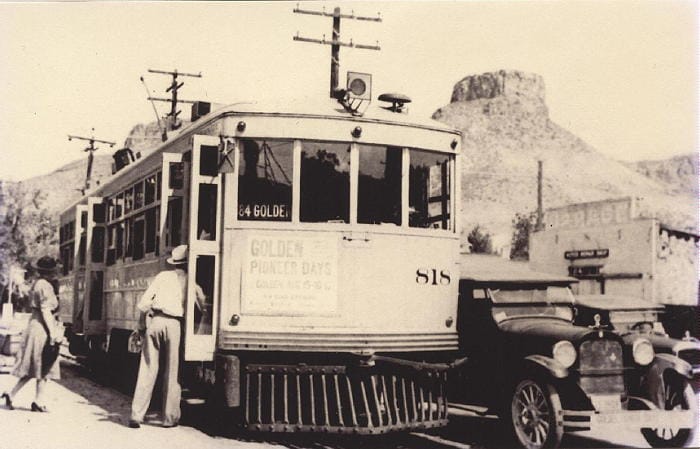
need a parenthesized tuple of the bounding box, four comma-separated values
(489, 286, 575, 322)
(235, 137, 453, 230)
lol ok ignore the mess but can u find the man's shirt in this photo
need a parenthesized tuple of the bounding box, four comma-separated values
(139, 268, 207, 318)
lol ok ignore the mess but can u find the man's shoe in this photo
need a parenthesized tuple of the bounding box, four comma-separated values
(128, 420, 141, 429)
(162, 422, 179, 428)
(1, 393, 13, 410)
(30, 402, 47, 412)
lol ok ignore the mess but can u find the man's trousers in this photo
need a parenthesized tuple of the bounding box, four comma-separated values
(130, 314, 182, 426)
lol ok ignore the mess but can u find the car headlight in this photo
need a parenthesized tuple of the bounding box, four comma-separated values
(553, 340, 577, 368)
(632, 338, 655, 365)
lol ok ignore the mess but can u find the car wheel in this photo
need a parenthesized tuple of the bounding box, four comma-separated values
(510, 379, 564, 449)
(641, 378, 697, 448)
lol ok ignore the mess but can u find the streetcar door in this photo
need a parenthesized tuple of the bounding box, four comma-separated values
(184, 135, 222, 361)
(72, 204, 88, 334)
(83, 196, 106, 335)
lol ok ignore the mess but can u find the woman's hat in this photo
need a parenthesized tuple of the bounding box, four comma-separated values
(166, 245, 188, 265)
(33, 256, 58, 274)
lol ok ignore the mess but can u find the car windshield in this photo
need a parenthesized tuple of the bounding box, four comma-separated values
(608, 310, 664, 334)
(489, 286, 575, 323)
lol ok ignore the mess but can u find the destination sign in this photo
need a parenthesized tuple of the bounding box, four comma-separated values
(238, 203, 291, 221)
(564, 249, 609, 260)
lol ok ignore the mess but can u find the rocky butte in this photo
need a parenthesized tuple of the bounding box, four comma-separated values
(432, 70, 696, 250)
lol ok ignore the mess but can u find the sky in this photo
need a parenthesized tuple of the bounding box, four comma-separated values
(0, 0, 697, 181)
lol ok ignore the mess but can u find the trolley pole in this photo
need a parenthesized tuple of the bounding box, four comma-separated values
(67, 129, 116, 193)
(536, 160, 544, 231)
(331, 9, 341, 98)
(293, 4, 381, 98)
(146, 69, 202, 131)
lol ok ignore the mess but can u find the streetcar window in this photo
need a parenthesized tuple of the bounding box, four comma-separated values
(106, 225, 116, 266)
(237, 139, 293, 222)
(91, 227, 105, 263)
(134, 181, 144, 210)
(115, 193, 124, 219)
(132, 216, 145, 260)
(60, 245, 72, 275)
(194, 255, 215, 335)
(93, 203, 106, 224)
(78, 233, 86, 266)
(197, 184, 217, 240)
(88, 271, 103, 321)
(169, 162, 184, 189)
(408, 150, 451, 230)
(124, 188, 133, 214)
(156, 171, 162, 200)
(145, 208, 157, 253)
(116, 222, 124, 259)
(300, 141, 350, 223)
(145, 174, 157, 205)
(125, 219, 133, 258)
(80, 211, 88, 228)
(166, 197, 183, 247)
(358, 145, 402, 225)
(200, 145, 219, 177)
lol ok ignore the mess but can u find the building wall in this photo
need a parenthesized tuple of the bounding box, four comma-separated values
(654, 228, 699, 306)
(530, 219, 656, 299)
(531, 214, 698, 306)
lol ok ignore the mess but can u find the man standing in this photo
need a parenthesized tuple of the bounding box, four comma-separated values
(128, 244, 193, 428)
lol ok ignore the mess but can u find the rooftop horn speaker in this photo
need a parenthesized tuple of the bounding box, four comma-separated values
(347, 72, 372, 101)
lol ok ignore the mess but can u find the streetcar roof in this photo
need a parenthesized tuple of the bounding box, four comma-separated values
(62, 96, 460, 213)
(209, 97, 460, 132)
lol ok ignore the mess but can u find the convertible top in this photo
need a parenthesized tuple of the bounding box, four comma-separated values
(459, 254, 576, 285)
(575, 294, 664, 311)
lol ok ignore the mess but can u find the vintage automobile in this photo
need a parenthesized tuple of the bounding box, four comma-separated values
(453, 256, 696, 449)
(574, 294, 699, 447)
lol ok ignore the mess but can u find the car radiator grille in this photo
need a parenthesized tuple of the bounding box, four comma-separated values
(677, 349, 700, 367)
(578, 339, 625, 395)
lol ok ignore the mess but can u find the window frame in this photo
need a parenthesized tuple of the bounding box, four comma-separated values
(229, 137, 456, 234)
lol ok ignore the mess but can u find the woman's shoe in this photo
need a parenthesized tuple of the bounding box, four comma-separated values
(1, 393, 13, 410)
(30, 402, 47, 412)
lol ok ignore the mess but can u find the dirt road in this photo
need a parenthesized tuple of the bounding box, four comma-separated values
(0, 358, 678, 449)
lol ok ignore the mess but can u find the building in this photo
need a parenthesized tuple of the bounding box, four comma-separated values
(529, 197, 698, 335)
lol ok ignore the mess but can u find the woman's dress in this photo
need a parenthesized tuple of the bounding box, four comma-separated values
(12, 278, 60, 380)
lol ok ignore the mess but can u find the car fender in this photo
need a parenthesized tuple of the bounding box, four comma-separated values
(524, 354, 569, 379)
(653, 353, 693, 379)
(645, 353, 693, 408)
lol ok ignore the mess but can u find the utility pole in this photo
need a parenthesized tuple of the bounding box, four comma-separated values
(146, 69, 202, 131)
(293, 4, 381, 98)
(536, 160, 544, 231)
(67, 129, 116, 193)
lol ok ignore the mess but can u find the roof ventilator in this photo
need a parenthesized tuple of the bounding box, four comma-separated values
(378, 93, 411, 113)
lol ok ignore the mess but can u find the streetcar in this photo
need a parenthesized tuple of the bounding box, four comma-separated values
(56, 75, 462, 433)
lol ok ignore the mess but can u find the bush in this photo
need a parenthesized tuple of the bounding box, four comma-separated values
(510, 211, 537, 260)
(467, 225, 493, 254)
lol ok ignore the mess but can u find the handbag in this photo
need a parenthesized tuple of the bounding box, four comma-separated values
(48, 315, 65, 345)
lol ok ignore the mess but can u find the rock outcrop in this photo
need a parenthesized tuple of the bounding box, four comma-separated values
(433, 70, 697, 249)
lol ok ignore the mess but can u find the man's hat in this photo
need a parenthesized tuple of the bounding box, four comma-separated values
(33, 256, 58, 274)
(166, 245, 188, 265)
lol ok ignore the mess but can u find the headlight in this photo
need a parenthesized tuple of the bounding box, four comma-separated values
(632, 338, 655, 365)
(553, 340, 577, 368)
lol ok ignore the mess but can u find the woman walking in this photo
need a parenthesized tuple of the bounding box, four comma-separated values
(2, 256, 63, 412)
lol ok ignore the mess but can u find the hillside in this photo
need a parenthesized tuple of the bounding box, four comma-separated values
(623, 154, 698, 196)
(432, 70, 697, 248)
(12, 121, 165, 216)
(8, 74, 696, 251)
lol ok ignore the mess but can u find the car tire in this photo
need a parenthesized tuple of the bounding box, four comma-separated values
(641, 377, 697, 448)
(509, 378, 564, 449)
